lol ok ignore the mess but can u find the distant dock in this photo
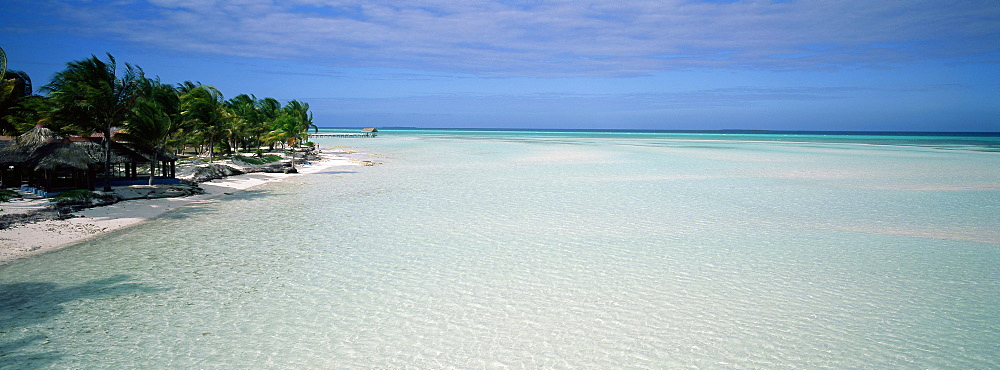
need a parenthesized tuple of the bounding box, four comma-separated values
(312, 128, 378, 138)
(311, 133, 374, 137)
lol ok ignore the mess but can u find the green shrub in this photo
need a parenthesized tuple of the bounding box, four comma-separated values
(49, 189, 92, 202)
(235, 155, 264, 165)
(0, 189, 18, 202)
(235, 154, 283, 165)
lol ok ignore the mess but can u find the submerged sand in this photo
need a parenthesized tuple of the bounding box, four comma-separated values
(0, 151, 360, 266)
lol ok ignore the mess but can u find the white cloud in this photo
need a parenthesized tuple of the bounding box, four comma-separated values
(25, 0, 1000, 75)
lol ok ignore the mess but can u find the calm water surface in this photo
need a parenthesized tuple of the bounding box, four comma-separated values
(2, 131, 999, 368)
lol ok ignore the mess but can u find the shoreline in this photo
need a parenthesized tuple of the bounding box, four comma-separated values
(0, 150, 361, 267)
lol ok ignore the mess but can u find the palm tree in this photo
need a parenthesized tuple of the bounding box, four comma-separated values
(283, 100, 317, 144)
(256, 97, 283, 152)
(1, 95, 50, 135)
(220, 109, 246, 156)
(224, 94, 262, 154)
(43, 54, 144, 191)
(0, 70, 35, 135)
(262, 100, 316, 170)
(117, 78, 178, 185)
(262, 114, 298, 148)
(176, 80, 201, 95)
(179, 84, 225, 162)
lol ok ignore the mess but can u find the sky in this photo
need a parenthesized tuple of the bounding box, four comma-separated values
(2, 0, 999, 131)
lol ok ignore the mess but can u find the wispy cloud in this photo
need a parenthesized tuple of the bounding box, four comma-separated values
(305, 85, 889, 115)
(11, 0, 1000, 76)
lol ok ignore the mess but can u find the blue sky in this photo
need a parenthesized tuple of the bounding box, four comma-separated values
(2, 0, 998, 131)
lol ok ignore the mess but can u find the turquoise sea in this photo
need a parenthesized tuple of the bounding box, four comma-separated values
(2, 129, 999, 368)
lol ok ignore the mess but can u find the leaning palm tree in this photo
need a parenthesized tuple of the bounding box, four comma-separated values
(261, 114, 297, 149)
(0, 70, 35, 135)
(274, 100, 316, 171)
(117, 79, 178, 185)
(179, 84, 225, 162)
(42, 53, 145, 191)
(223, 94, 262, 154)
(0, 46, 6, 80)
(0, 78, 16, 134)
(254, 97, 281, 151)
(282, 100, 317, 145)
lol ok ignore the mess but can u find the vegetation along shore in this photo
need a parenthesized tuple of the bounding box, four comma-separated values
(0, 51, 342, 265)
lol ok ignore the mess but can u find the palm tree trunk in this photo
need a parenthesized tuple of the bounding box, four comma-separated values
(102, 132, 112, 192)
(208, 134, 215, 162)
(230, 137, 239, 156)
(148, 151, 157, 186)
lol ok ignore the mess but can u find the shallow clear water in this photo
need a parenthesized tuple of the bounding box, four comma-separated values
(2, 131, 999, 368)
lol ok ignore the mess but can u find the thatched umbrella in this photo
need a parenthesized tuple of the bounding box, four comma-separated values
(35, 144, 91, 171)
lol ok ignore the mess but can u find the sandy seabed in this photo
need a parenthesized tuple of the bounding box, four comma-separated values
(0, 152, 359, 266)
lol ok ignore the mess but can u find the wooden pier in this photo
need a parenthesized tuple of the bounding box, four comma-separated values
(311, 133, 374, 137)
(311, 128, 378, 138)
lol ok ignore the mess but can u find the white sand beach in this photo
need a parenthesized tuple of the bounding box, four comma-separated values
(0, 151, 360, 266)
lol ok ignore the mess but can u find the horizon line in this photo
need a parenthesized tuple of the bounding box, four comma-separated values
(314, 127, 1000, 135)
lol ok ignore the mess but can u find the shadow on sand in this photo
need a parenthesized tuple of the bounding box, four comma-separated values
(154, 189, 276, 222)
(0, 275, 164, 367)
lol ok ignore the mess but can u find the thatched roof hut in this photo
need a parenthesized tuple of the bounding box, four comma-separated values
(4, 124, 58, 150)
(35, 144, 92, 170)
(0, 124, 179, 191)
(0, 137, 13, 152)
(61, 136, 160, 164)
(0, 124, 62, 167)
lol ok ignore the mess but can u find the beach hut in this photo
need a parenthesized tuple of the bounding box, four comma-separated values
(0, 124, 92, 193)
(62, 137, 178, 186)
(0, 124, 178, 193)
(361, 128, 378, 137)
